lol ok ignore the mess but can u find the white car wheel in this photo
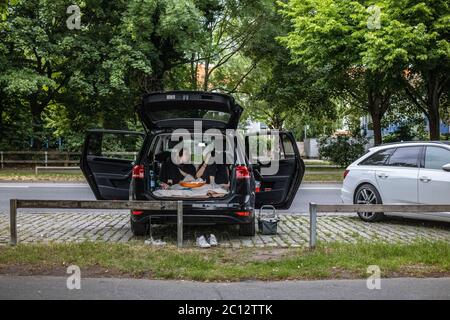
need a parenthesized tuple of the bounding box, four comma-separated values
(354, 184, 384, 222)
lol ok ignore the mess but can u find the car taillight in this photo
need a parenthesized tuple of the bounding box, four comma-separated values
(132, 165, 144, 179)
(255, 181, 261, 193)
(236, 165, 250, 179)
(343, 169, 350, 180)
(236, 211, 251, 217)
(131, 210, 143, 215)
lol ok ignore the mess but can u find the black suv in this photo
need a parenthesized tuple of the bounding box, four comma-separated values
(81, 91, 304, 236)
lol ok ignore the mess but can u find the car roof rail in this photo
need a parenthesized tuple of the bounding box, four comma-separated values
(378, 140, 450, 147)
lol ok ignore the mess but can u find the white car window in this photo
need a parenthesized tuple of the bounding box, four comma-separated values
(359, 148, 395, 166)
(387, 147, 421, 168)
(425, 147, 450, 170)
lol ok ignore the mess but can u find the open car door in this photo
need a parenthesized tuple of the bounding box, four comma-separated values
(80, 129, 144, 200)
(245, 131, 305, 209)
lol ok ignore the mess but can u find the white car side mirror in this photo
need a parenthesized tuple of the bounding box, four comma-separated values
(442, 163, 450, 172)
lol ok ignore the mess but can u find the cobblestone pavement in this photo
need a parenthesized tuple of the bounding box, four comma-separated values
(0, 213, 449, 247)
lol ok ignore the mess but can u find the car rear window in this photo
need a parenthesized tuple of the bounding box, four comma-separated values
(359, 148, 395, 166)
(149, 108, 231, 123)
(386, 147, 421, 168)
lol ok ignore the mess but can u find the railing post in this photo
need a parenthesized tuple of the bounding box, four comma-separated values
(10, 199, 17, 246)
(309, 202, 317, 250)
(44, 151, 48, 167)
(177, 201, 183, 248)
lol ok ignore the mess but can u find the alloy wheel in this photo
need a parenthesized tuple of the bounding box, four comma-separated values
(356, 188, 377, 219)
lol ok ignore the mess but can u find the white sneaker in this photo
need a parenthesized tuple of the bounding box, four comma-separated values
(144, 237, 167, 246)
(196, 235, 211, 248)
(208, 234, 218, 246)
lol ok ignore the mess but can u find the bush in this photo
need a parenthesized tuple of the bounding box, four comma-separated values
(382, 123, 416, 143)
(318, 135, 367, 167)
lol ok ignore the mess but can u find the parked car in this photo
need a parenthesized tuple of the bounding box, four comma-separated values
(80, 91, 305, 236)
(342, 141, 450, 222)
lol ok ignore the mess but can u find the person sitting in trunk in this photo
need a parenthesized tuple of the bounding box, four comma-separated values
(195, 150, 230, 189)
(159, 148, 196, 189)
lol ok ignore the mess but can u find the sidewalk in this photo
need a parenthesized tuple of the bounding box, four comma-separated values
(1, 275, 449, 300)
(1, 213, 449, 247)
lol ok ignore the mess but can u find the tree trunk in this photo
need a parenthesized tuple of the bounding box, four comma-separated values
(203, 59, 210, 92)
(29, 94, 45, 150)
(427, 73, 441, 140)
(371, 111, 383, 146)
(190, 53, 198, 90)
(427, 109, 440, 141)
(269, 112, 284, 130)
(367, 88, 386, 146)
(0, 92, 4, 141)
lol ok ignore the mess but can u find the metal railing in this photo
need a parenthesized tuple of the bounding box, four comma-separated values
(0, 151, 138, 168)
(0, 151, 342, 169)
(9, 199, 183, 247)
(308, 203, 450, 249)
(34, 166, 81, 174)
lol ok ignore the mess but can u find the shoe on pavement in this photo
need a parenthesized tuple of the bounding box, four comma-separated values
(144, 237, 167, 246)
(196, 235, 211, 248)
(208, 234, 218, 246)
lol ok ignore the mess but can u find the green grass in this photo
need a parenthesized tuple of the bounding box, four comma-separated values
(0, 166, 343, 183)
(303, 173, 343, 182)
(303, 160, 332, 165)
(0, 169, 85, 182)
(303, 167, 344, 183)
(0, 241, 448, 281)
(306, 167, 344, 172)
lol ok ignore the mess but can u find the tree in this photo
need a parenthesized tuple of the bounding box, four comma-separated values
(233, 2, 336, 131)
(0, 0, 111, 148)
(383, 0, 449, 140)
(184, 0, 272, 91)
(0, 0, 207, 150)
(279, 0, 409, 145)
(112, 0, 203, 93)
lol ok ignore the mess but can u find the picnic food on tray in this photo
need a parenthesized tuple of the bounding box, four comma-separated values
(180, 178, 206, 188)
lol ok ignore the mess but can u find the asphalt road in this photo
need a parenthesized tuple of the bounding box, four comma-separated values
(1, 276, 449, 300)
(0, 182, 343, 214)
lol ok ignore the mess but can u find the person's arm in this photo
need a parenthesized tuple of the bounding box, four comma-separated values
(195, 162, 208, 179)
(196, 154, 211, 179)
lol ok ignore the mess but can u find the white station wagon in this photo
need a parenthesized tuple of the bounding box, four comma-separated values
(342, 141, 450, 222)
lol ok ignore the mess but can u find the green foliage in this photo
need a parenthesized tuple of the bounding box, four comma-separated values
(0, 0, 281, 151)
(0, 0, 206, 150)
(0, 0, 448, 151)
(383, 124, 416, 143)
(319, 135, 367, 167)
(238, 3, 337, 131)
(278, 0, 449, 144)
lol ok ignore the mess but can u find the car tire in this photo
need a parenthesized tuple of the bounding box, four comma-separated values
(354, 184, 384, 222)
(130, 216, 149, 236)
(239, 219, 256, 236)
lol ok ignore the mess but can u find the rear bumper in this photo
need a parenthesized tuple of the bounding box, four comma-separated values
(341, 183, 353, 204)
(131, 189, 254, 225)
(130, 196, 255, 225)
(132, 211, 254, 225)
